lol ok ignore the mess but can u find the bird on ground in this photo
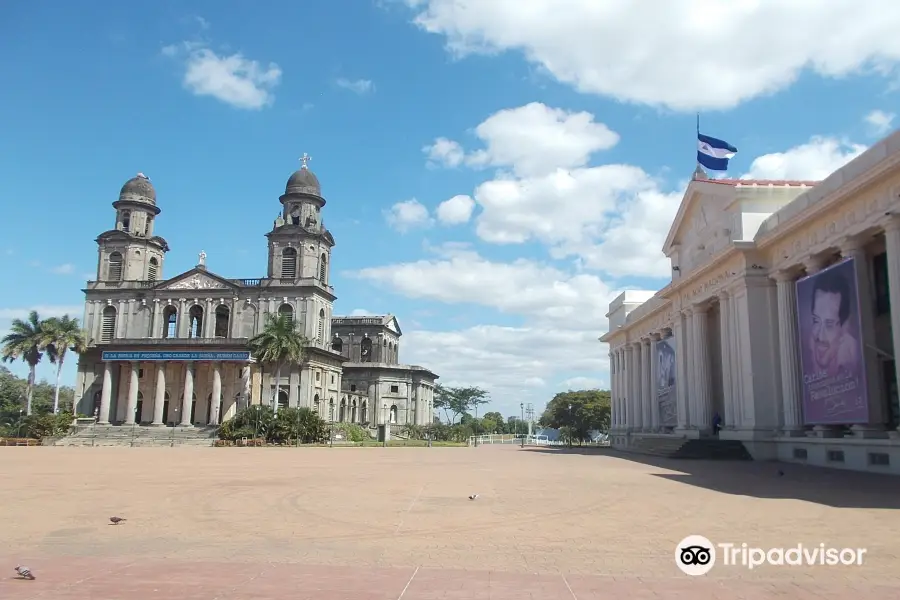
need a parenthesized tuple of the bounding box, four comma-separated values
(468, 494, 479, 500)
(109, 516, 126, 525)
(14, 566, 35, 580)
(777, 469, 784, 477)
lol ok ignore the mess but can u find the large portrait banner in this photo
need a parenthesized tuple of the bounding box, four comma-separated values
(656, 335, 678, 428)
(795, 258, 869, 425)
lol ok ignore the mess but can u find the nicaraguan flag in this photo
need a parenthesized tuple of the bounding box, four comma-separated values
(697, 134, 738, 171)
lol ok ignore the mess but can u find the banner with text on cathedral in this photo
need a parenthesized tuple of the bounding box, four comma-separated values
(102, 351, 250, 362)
(656, 336, 677, 428)
(795, 258, 869, 425)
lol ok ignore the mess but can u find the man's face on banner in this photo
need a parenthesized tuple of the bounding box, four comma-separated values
(810, 288, 844, 370)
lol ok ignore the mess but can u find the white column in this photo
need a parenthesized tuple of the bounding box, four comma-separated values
(180, 361, 194, 426)
(675, 310, 691, 429)
(649, 335, 660, 431)
(152, 363, 166, 425)
(124, 362, 139, 425)
(631, 343, 643, 431)
(209, 363, 222, 426)
(617, 350, 625, 428)
(692, 306, 713, 433)
(624, 345, 634, 430)
(641, 339, 652, 431)
(223, 364, 236, 421)
(98, 362, 113, 424)
(884, 218, 900, 433)
(840, 238, 886, 429)
(774, 271, 803, 434)
(608, 352, 617, 428)
(718, 292, 735, 429)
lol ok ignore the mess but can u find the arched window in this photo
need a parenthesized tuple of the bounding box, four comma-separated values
(278, 303, 294, 323)
(135, 391, 144, 422)
(313, 393, 320, 413)
(339, 399, 346, 422)
(148, 257, 159, 281)
(92, 390, 102, 417)
(214, 305, 230, 338)
(121, 210, 131, 232)
(328, 399, 335, 421)
(317, 308, 325, 343)
(360, 337, 372, 362)
(360, 401, 368, 424)
(388, 341, 393, 363)
(281, 247, 297, 279)
(101, 306, 117, 342)
(351, 400, 357, 423)
(163, 306, 177, 338)
(319, 253, 327, 284)
(188, 305, 203, 338)
(277, 389, 289, 411)
(390, 405, 398, 424)
(331, 336, 343, 353)
(108, 252, 123, 281)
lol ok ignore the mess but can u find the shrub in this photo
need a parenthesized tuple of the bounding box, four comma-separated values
(21, 411, 73, 440)
(219, 405, 328, 445)
(335, 423, 370, 442)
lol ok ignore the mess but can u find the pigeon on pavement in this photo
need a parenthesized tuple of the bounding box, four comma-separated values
(14, 566, 35, 580)
(109, 516, 126, 525)
(468, 494, 479, 500)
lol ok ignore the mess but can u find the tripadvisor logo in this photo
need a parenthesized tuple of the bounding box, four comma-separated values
(675, 535, 867, 575)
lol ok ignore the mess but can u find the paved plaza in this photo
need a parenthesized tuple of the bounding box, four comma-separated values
(1, 445, 900, 599)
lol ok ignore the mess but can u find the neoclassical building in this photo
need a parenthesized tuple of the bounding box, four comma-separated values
(601, 129, 900, 474)
(73, 162, 437, 430)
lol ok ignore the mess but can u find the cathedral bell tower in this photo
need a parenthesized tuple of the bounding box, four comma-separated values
(266, 154, 336, 284)
(94, 173, 170, 282)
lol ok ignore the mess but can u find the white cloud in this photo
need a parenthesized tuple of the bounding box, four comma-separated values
(562, 376, 605, 390)
(405, 0, 900, 111)
(50, 263, 75, 275)
(864, 110, 896, 136)
(163, 42, 281, 109)
(436, 194, 475, 225)
(353, 243, 615, 329)
(349, 308, 376, 316)
(423, 103, 618, 177)
(0, 306, 83, 320)
(423, 137, 465, 168)
(743, 136, 867, 180)
(335, 78, 374, 94)
(384, 199, 434, 232)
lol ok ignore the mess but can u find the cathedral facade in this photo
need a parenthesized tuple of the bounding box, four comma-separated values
(72, 164, 438, 430)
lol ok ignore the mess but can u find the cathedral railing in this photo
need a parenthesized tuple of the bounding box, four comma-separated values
(98, 337, 250, 346)
(85, 280, 157, 289)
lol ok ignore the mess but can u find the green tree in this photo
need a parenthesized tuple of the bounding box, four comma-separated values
(1, 311, 45, 415)
(482, 411, 503, 434)
(435, 385, 490, 424)
(41, 315, 87, 414)
(248, 314, 308, 414)
(434, 384, 453, 423)
(539, 389, 611, 443)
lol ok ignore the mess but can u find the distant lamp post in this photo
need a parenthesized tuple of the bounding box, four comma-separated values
(17, 408, 23, 439)
(130, 405, 138, 447)
(568, 403, 573, 448)
(383, 403, 388, 447)
(171, 406, 179, 447)
(520, 402, 525, 448)
(329, 404, 334, 447)
(474, 402, 479, 447)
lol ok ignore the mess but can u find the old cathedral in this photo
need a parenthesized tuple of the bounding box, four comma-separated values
(72, 160, 438, 430)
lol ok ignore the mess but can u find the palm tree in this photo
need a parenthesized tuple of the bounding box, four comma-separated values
(42, 315, 87, 414)
(1, 311, 45, 416)
(248, 314, 308, 414)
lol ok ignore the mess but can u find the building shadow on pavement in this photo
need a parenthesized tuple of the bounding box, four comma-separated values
(523, 447, 900, 509)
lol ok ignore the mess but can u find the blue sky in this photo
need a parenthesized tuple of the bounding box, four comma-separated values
(1, 0, 898, 418)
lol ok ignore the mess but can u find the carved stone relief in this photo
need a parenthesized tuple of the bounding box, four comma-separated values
(165, 274, 227, 290)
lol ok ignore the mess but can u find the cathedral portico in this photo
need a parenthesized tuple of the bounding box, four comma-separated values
(74, 161, 438, 434)
(601, 129, 900, 474)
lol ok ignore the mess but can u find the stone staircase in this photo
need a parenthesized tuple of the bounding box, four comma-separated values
(53, 424, 219, 447)
(626, 436, 753, 461)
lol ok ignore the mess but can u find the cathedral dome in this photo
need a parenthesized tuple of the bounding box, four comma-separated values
(118, 173, 156, 205)
(285, 167, 321, 196)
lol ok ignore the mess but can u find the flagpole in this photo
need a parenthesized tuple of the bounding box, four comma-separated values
(695, 113, 701, 171)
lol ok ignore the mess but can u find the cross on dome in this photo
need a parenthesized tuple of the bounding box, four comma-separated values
(299, 153, 312, 169)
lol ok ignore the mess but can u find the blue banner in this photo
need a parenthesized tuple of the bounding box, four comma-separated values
(101, 351, 251, 362)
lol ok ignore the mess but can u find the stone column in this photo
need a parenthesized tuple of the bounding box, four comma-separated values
(631, 342, 643, 431)
(884, 217, 900, 435)
(840, 238, 886, 432)
(98, 361, 113, 424)
(204, 298, 214, 338)
(124, 362, 140, 425)
(623, 345, 634, 430)
(223, 364, 236, 420)
(641, 338, 652, 431)
(692, 306, 713, 433)
(718, 291, 735, 429)
(674, 311, 690, 430)
(180, 362, 194, 427)
(608, 352, 616, 428)
(617, 350, 624, 428)
(774, 271, 804, 435)
(240, 364, 251, 409)
(649, 334, 660, 431)
(209, 363, 222, 426)
(152, 362, 166, 426)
